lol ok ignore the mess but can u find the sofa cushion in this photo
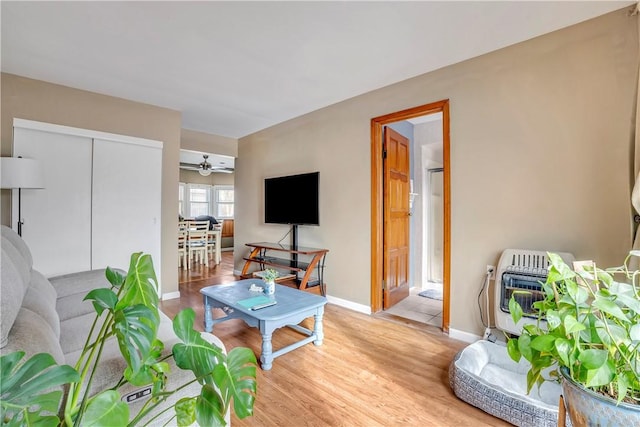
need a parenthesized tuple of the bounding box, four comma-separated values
(60, 312, 105, 355)
(0, 308, 64, 365)
(0, 225, 32, 268)
(1, 236, 31, 294)
(0, 248, 27, 348)
(50, 269, 113, 321)
(22, 273, 61, 339)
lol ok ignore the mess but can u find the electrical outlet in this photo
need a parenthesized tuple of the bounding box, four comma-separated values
(486, 265, 496, 280)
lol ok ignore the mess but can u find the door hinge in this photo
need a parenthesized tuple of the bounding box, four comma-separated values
(382, 148, 387, 159)
(382, 279, 386, 290)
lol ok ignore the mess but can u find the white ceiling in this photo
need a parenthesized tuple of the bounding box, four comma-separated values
(1, 1, 633, 139)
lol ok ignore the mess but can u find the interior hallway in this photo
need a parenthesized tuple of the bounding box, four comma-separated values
(384, 286, 443, 328)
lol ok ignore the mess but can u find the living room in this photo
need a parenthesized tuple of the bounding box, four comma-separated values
(1, 2, 639, 425)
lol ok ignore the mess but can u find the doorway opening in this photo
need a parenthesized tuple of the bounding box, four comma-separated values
(370, 100, 450, 332)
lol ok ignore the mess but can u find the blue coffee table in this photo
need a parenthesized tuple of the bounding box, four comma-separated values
(201, 278, 327, 370)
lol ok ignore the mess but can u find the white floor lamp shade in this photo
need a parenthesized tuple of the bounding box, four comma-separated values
(1, 157, 45, 235)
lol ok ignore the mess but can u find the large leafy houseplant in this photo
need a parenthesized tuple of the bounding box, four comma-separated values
(0, 253, 257, 426)
(507, 252, 640, 405)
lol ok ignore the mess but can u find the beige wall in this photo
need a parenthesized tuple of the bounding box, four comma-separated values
(237, 9, 639, 336)
(181, 128, 238, 158)
(179, 169, 235, 186)
(1, 73, 182, 296)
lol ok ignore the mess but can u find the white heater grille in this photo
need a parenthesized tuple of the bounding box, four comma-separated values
(494, 249, 574, 335)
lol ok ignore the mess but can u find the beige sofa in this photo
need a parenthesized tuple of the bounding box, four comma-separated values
(0, 225, 228, 424)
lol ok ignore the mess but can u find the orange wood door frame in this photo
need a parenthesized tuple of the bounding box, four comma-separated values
(370, 100, 451, 332)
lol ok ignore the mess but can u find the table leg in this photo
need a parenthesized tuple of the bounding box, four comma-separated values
(203, 296, 213, 332)
(313, 306, 324, 346)
(260, 332, 274, 370)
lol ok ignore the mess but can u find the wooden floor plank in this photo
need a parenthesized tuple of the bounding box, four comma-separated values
(161, 253, 508, 426)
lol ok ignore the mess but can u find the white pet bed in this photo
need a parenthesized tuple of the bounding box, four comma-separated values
(449, 340, 566, 427)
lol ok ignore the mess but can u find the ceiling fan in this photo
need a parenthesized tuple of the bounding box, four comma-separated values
(179, 154, 234, 176)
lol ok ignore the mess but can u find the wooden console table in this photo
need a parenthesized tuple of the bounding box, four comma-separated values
(241, 242, 328, 295)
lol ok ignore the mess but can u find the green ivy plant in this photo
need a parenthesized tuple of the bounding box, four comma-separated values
(0, 253, 257, 426)
(507, 252, 640, 404)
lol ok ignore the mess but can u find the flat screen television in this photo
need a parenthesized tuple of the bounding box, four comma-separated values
(265, 172, 319, 225)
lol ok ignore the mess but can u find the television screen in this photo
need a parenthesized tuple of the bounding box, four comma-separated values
(265, 172, 319, 225)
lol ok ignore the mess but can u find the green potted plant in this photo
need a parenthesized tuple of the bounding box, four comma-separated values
(507, 252, 640, 425)
(0, 253, 257, 427)
(261, 268, 278, 296)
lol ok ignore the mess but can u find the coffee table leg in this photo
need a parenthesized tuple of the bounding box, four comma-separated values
(260, 332, 273, 370)
(203, 296, 213, 332)
(313, 306, 324, 346)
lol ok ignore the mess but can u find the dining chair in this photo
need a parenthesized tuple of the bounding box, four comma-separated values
(178, 222, 188, 269)
(187, 220, 209, 269)
(207, 220, 223, 263)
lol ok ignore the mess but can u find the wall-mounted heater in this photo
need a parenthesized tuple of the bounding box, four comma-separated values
(494, 249, 575, 336)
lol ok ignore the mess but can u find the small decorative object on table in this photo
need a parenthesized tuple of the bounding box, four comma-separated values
(261, 268, 278, 295)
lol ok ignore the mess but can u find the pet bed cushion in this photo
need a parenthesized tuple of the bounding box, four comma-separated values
(449, 340, 565, 427)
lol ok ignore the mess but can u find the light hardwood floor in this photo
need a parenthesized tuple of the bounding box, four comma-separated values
(161, 253, 508, 426)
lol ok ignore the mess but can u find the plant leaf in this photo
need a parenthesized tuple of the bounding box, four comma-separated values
(195, 385, 226, 427)
(116, 252, 159, 316)
(84, 288, 118, 316)
(616, 374, 630, 404)
(554, 338, 571, 367)
(545, 309, 561, 330)
(584, 359, 615, 388)
(105, 266, 125, 288)
(113, 304, 159, 385)
(631, 324, 640, 341)
(507, 339, 521, 362)
(530, 335, 556, 352)
(578, 349, 608, 370)
(518, 334, 534, 362)
(82, 390, 129, 427)
(592, 297, 629, 323)
(509, 295, 524, 325)
(547, 253, 575, 281)
(564, 315, 586, 334)
(172, 309, 224, 383)
(213, 347, 257, 419)
(175, 397, 197, 427)
(0, 352, 79, 426)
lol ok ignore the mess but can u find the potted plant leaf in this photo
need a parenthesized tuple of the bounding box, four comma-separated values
(507, 252, 640, 426)
(0, 253, 257, 426)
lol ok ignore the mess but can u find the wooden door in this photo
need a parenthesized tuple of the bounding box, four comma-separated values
(383, 127, 410, 309)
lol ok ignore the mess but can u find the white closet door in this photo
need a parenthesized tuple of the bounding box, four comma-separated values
(91, 139, 162, 283)
(12, 128, 93, 276)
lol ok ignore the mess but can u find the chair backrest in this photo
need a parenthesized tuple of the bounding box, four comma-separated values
(186, 220, 209, 231)
(187, 220, 209, 245)
(178, 226, 187, 248)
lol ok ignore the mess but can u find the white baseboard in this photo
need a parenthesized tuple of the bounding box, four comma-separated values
(221, 247, 233, 252)
(326, 295, 371, 315)
(161, 291, 181, 301)
(233, 269, 242, 276)
(448, 328, 482, 343)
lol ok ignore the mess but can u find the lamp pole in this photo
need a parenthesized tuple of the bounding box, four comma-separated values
(17, 187, 22, 236)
